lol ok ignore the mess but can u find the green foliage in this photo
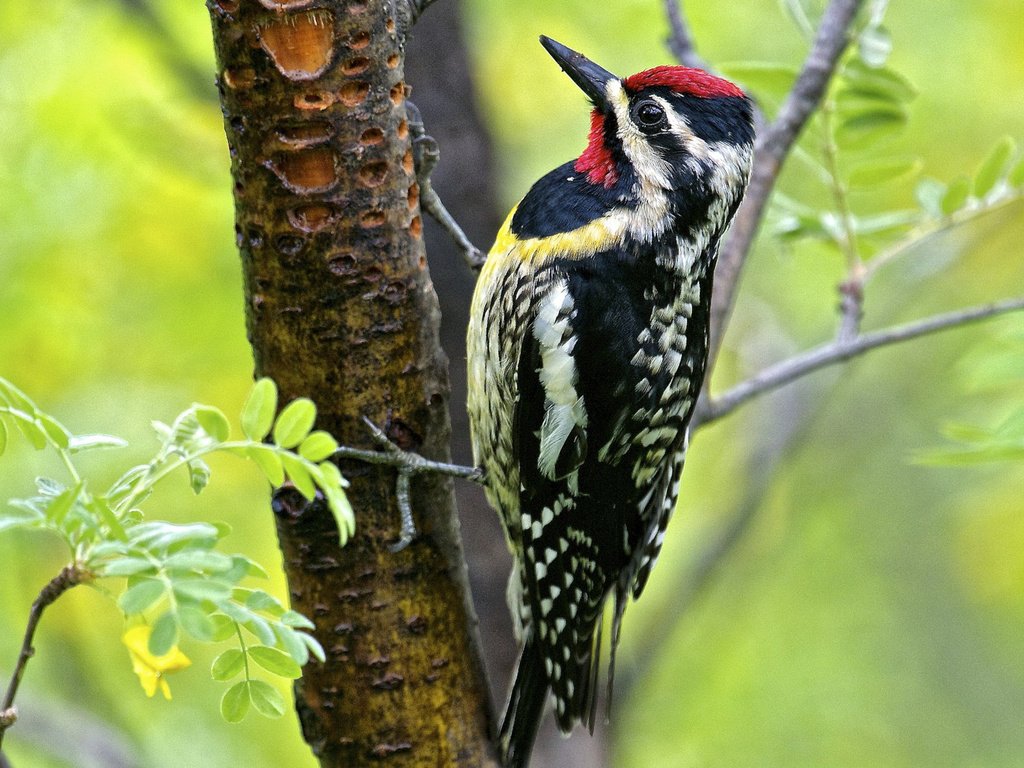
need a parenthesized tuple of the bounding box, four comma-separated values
(760, 7, 1024, 269)
(919, 333, 1024, 465)
(0, 377, 347, 722)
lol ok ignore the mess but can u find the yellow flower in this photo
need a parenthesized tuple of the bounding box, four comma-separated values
(122, 625, 191, 700)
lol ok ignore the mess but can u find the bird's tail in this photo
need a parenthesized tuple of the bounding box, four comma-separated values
(499, 633, 548, 768)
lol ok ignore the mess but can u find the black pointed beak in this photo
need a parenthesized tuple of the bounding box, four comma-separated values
(539, 36, 618, 112)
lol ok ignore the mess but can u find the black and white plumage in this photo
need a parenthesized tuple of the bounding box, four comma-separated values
(466, 37, 754, 767)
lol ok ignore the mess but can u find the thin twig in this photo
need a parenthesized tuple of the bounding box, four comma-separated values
(692, 296, 1024, 429)
(709, 0, 865, 365)
(664, 0, 707, 69)
(662, 1, 768, 135)
(818, 101, 866, 341)
(863, 194, 1024, 284)
(0, 565, 86, 750)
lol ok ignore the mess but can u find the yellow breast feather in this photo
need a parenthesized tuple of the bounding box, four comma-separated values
(482, 204, 630, 277)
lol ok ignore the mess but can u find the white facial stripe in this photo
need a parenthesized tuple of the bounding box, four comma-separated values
(606, 81, 672, 189)
(603, 79, 672, 243)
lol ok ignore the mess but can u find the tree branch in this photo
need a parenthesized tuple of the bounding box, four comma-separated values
(0, 565, 86, 751)
(709, 0, 865, 365)
(692, 296, 1024, 429)
(664, 1, 707, 70)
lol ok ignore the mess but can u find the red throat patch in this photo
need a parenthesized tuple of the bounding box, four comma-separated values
(624, 66, 745, 98)
(574, 110, 619, 188)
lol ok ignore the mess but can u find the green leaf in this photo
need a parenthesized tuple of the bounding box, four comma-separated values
(149, 612, 180, 656)
(246, 614, 277, 646)
(280, 610, 315, 630)
(718, 61, 798, 100)
(107, 464, 150, 502)
(851, 210, 919, 237)
(0, 507, 45, 533)
(1009, 157, 1024, 187)
(99, 558, 158, 577)
(187, 458, 211, 495)
(211, 648, 246, 681)
(857, 25, 892, 67)
(917, 444, 1024, 465)
(68, 433, 128, 453)
(209, 614, 237, 642)
(221, 681, 251, 723)
(280, 454, 317, 500)
(915, 178, 946, 218)
(298, 431, 338, 462)
(836, 91, 907, 122)
(275, 625, 309, 666)
(245, 589, 284, 614)
(173, 579, 234, 603)
(179, 605, 215, 641)
(0, 419, 6, 456)
(779, 0, 814, 37)
(941, 176, 971, 216)
(129, 521, 221, 551)
(995, 407, 1024, 438)
(272, 398, 317, 449)
(85, 496, 127, 541)
(119, 579, 166, 614)
(842, 61, 916, 103)
(0, 378, 35, 411)
(773, 212, 828, 241)
(248, 646, 302, 679)
(194, 405, 230, 442)
(247, 445, 286, 487)
(847, 156, 922, 187)
(164, 550, 234, 574)
(318, 461, 354, 543)
(941, 421, 993, 442)
(974, 136, 1016, 198)
(37, 413, 70, 449)
(231, 555, 269, 580)
(301, 632, 326, 663)
(45, 484, 81, 526)
(10, 412, 47, 450)
(241, 378, 278, 441)
(247, 680, 285, 718)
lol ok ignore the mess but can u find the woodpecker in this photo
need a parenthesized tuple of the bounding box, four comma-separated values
(466, 37, 754, 767)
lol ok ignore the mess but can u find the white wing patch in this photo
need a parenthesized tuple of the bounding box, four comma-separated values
(532, 280, 587, 483)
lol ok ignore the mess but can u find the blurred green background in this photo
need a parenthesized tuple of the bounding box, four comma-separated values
(1, 1, 1022, 766)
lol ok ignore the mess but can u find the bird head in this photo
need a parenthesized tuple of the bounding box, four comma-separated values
(539, 36, 754, 193)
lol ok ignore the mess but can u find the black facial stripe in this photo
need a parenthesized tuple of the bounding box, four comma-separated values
(635, 87, 754, 147)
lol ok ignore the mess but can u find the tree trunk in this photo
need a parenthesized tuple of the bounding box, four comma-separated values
(207, 1, 498, 765)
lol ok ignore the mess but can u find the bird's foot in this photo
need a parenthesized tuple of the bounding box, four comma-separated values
(333, 416, 483, 552)
(406, 101, 486, 271)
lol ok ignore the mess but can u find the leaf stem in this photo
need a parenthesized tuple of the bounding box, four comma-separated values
(234, 624, 251, 683)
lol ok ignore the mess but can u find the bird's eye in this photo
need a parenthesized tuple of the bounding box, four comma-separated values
(633, 100, 666, 129)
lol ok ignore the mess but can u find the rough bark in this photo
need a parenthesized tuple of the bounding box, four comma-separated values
(207, 1, 497, 765)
